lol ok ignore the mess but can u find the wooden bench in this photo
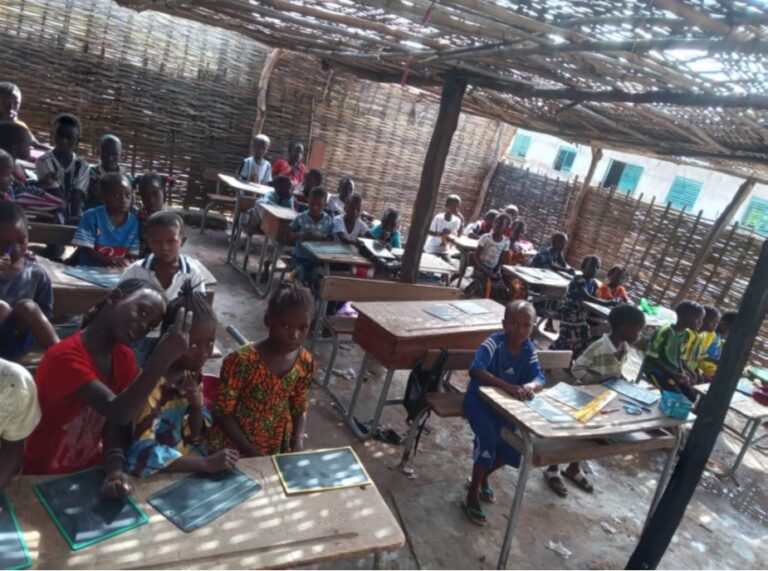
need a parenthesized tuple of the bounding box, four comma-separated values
(28, 222, 77, 246)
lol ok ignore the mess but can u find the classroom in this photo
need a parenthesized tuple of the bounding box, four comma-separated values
(0, 1, 767, 570)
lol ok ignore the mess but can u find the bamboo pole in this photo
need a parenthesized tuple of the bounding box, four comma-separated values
(564, 145, 603, 255)
(659, 209, 704, 301)
(252, 48, 283, 136)
(469, 122, 511, 222)
(643, 207, 687, 299)
(696, 222, 740, 303)
(632, 202, 673, 289)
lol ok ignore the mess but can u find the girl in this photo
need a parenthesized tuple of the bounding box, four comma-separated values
(208, 283, 316, 457)
(596, 265, 630, 303)
(271, 140, 306, 187)
(125, 281, 239, 477)
(23, 279, 192, 498)
(370, 208, 402, 249)
(502, 220, 528, 301)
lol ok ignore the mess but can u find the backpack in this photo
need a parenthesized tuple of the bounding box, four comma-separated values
(402, 350, 451, 458)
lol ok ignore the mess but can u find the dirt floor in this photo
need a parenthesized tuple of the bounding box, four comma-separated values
(188, 227, 767, 570)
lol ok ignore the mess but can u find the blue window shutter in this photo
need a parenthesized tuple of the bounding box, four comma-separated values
(665, 176, 703, 212)
(617, 164, 643, 195)
(553, 147, 577, 173)
(509, 134, 532, 158)
(741, 197, 768, 237)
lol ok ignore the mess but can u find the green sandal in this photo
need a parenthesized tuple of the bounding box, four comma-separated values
(479, 485, 496, 504)
(462, 501, 487, 526)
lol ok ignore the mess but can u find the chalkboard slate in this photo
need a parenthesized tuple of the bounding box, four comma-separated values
(273, 447, 372, 495)
(62, 267, 121, 289)
(0, 493, 31, 570)
(546, 383, 595, 410)
(148, 469, 262, 532)
(525, 396, 574, 423)
(33, 468, 148, 551)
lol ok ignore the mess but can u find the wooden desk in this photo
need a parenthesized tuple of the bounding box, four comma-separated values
(694, 381, 768, 478)
(419, 253, 457, 282)
(219, 173, 270, 259)
(502, 265, 570, 291)
(218, 173, 272, 197)
(341, 299, 505, 439)
(9, 456, 405, 570)
(480, 384, 684, 569)
(302, 241, 372, 269)
(583, 300, 676, 328)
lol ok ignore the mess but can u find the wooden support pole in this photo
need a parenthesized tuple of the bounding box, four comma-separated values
(252, 48, 283, 136)
(401, 72, 467, 283)
(469, 122, 511, 222)
(672, 178, 756, 305)
(627, 239, 768, 570)
(564, 145, 603, 255)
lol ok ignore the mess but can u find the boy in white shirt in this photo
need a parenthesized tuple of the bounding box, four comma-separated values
(333, 194, 370, 243)
(235, 134, 272, 185)
(424, 194, 464, 261)
(466, 214, 510, 300)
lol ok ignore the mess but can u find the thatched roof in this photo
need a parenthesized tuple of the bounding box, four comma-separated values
(116, 0, 768, 180)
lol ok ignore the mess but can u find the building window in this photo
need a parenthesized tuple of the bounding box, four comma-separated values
(741, 197, 768, 237)
(602, 160, 644, 196)
(553, 146, 577, 173)
(665, 176, 703, 212)
(508, 134, 532, 158)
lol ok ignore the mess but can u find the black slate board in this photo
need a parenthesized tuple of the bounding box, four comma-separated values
(33, 468, 148, 551)
(273, 447, 372, 495)
(0, 493, 31, 570)
(148, 469, 262, 532)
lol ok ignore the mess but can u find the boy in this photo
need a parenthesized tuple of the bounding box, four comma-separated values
(289, 187, 333, 289)
(0, 201, 58, 360)
(424, 194, 463, 261)
(370, 208, 401, 248)
(72, 173, 139, 267)
(642, 300, 705, 402)
(545, 303, 646, 497)
(236, 134, 272, 185)
(698, 310, 735, 380)
(0, 82, 48, 151)
(87, 134, 125, 209)
(327, 177, 354, 216)
(529, 231, 571, 273)
(136, 172, 166, 257)
(243, 175, 294, 234)
(294, 168, 323, 205)
(467, 213, 510, 301)
(465, 210, 498, 239)
(333, 193, 369, 244)
(36, 114, 90, 223)
(0, 149, 13, 201)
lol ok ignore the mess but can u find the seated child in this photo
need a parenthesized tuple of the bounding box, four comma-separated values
(463, 300, 544, 525)
(333, 193, 370, 244)
(23, 278, 192, 492)
(466, 213, 510, 302)
(73, 173, 140, 267)
(243, 175, 293, 233)
(36, 113, 90, 223)
(0, 148, 13, 201)
(272, 140, 306, 187)
(0, 358, 41, 491)
(544, 304, 646, 497)
(208, 283, 316, 456)
(87, 134, 125, 209)
(465, 210, 498, 239)
(502, 205, 520, 239)
(294, 168, 323, 205)
(125, 281, 239, 477)
(370, 208, 402, 248)
(641, 300, 704, 403)
(290, 187, 333, 290)
(0, 82, 48, 151)
(236, 134, 272, 185)
(136, 172, 166, 256)
(698, 310, 735, 380)
(686, 305, 720, 378)
(327, 176, 354, 216)
(0, 202, 58, 360)
(503, 220, 529, 300)
(528, 231, 571, 272)
(596, 265, 630, 302)
(0, 122, 33, 188)
(424, 194, 463, 262)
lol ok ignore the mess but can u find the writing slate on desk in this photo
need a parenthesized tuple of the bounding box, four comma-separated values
(0, 493, 32, 570)
(33, 468, 148, 551)
(148, 469, 262, 533)
(62, 267, 121, 289)
(273, 447, 372, 495)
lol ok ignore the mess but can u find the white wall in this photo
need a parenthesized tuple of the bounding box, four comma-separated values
(506, 129, 768, 222)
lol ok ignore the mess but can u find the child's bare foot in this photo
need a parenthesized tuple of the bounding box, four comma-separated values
(202, 449, 239, 473)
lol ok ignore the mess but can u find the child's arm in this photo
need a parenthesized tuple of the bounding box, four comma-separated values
(470, 368, 530, 400)
(289, 359, 314, 452)
(181, 372, 205, 443)
(101, 422, 131, 499)
(645, 354, 686, 383)
(0, 439, 24, 491)
(291, 413, 307, 452)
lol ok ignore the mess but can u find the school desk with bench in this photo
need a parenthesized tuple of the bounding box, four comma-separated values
(202, 173, 270, 237)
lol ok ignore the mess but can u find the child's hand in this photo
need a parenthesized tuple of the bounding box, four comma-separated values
(0, 254, 10, 274)
(203, 449, 240, 473)
(155, 309, 194, 366)
(111, 257, 131, 268)
(101, 471, 132, 499)
(181, 371, 203, 408)
(441, 228, 452, 236)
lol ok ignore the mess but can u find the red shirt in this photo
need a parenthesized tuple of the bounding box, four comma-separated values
(23, 332, 138, 474)
(272, 158, 306, 187)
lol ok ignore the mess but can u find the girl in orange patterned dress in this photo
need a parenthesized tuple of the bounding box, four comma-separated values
(208, 283, 316, 456)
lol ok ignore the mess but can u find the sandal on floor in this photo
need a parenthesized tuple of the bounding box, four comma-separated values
(462, 501, 487, 526)
(561, 469, 594, 493)
(544, 470, 568, 497)
(479, 485, 496, 504)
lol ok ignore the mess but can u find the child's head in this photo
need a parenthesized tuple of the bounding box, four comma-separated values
(0, 200, 28, 262)
(52, 113, 81, 154)
(701, 305, 721, 333)
(101, 173, 132, 215)
(504, 204, 519, 220)
(607, 265, 628, 287)
(381, 208, 400, 233)
(510, 219, 526, 241)
(252, 134, 270, 161)
(338, 177, 355, 201)
(502, 300, 536, 346)
(82, 278, 166, 344)
(138, 172, 165, 214)
(265, 282, 314, 352)
(146, 211, 184, 263)
(345, 193, 363, 220)
(304, 168, 323, 192)
(493, 213, 511, 236)
(551, 232, 568, 252)
(718, 311, 736, 337)
(675, 300, 705, 331)
(0, 121, 32, 161)
(99, 134, 122, 172)
(287, 140, 304, 163)
(273, 175, 293, 201)
(0, 149, 14, 193)
(483, 209, 499, 225)
(581, 255, 601, 280)
(445, 194, 461, 216)
(608, 303, 646, 344)
(161, 279, 217, 373)
(0, 82, 21, 122)
(307, 187, 328, 217)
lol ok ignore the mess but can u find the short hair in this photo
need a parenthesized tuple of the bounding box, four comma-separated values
(273, 175, 292, 195)
(267, 282, 314, 317)
(720, 311, 737, 328)
(484, 209, 499, 219)
(308, 186, 328, 201)
(382, 207, 400, 223)
(99, 133, 121, 149)
(0, 121, 31, 154)
(607, 265, 628, 281)
(0, 148, 13, 169)
(0, 82, 20, 97)
(347, 193, 363, 207)
(703, 305, 721, 320)
(305, 168, 323, 187)
(445, 194, 462, 205)
(0, 200, 26, 226)
(552, 231, 568, 243)
(504, 204, 519, 214)
(338, 177, 354, 192)
(100, 172, 129, 194)
(287, 140, 304, 153)
(161, 279, 215, 334)
(147, 210, 183, 232)
(608, 303, 646, 331)
(138, 172, 165, 194)
(253, 134, 270, 147)
(505, 299, 536, 321)
(495, 213, 512, 227)
(582, 255, 601, 270)
(53, 113, 81, 136)
(511, 219, 526, 234)
(675, 300, 704, 317)
(82, 278, 164, 329)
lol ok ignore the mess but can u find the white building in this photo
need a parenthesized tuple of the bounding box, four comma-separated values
(505, 129, 768, 236)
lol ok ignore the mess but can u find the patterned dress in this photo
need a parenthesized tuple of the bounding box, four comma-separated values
(208, 344, 315, 456)
(550, 275, 599, 357)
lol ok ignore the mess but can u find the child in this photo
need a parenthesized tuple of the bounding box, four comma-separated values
(529, 231, 571, 273)
(136, 172, 166, 257)
(0, 149, 13, 201)
(73, 173, 140, 267)
(272, 140, 306, 186)
(86, 134, 124, 210)
(236, 134, 272, 185)
(0, 358, 41, 491)
(503, 220, 529, 300)
(242, 175, 293, 235)
(0, 122, 31, 184)
(36, 114, 90, 223)
(550, 255, 609, 358)
(23, 279, 192, 488)
(370, 208, 402, 248)
(327, 176, 354, 216)
(208, 283, 316, 457)
(596, 265, 630, 302)
(125, 281, 239, 477)
(502, 205, 520, 239)
(544, 304, 646, 497)
(641, 300, 704, 402)
(294, 168, 323, 204)
(0, 82, 48, 151)
(290, 187, 333, 289)
(333, 193, 369, 244)
(698, 310, 735, 380)
(686, 305, 720, 377)
(463, 300, 544, 525)
(466, 213, 510, 302)
(0, 202, 58, 360)
(424, 194, 463, 261)
(465, 210, 498, 239)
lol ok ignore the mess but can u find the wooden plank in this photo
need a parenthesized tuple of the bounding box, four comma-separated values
(320, 276, 462, 303)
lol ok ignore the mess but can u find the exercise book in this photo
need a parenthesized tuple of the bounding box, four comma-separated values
(451, 301, 490, 315)
(273, 447, 372, 495)
(303, 242, 353, 256)
(358, 238, 396, 260)
(545, 383, 595, 410)
(525, 396, 574, 423)
(0, 493, 31, 570)
(603, 378, 660, 406)
(423, 304, 462, 321)
(63, 267, 121, 289)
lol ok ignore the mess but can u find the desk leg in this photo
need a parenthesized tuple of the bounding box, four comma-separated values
(710, 418, 760, 479)
(309, 299, 328, 353)
(252, 243, 281, 299)
(372, 551, 385, 570)
(370, 369, 396, 431)
(642, 425, 683, 532)
(457, 250, 468, 289)
(497, 431, 534, 570)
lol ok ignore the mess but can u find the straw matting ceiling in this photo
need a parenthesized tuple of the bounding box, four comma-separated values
(115, 0, 768, 182)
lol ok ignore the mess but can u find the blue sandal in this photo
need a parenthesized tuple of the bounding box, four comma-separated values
(479, 485, 496, 504)
(462, 501, 487, 526)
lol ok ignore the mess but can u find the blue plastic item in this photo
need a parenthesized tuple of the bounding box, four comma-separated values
(659, 390, 693, 420)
